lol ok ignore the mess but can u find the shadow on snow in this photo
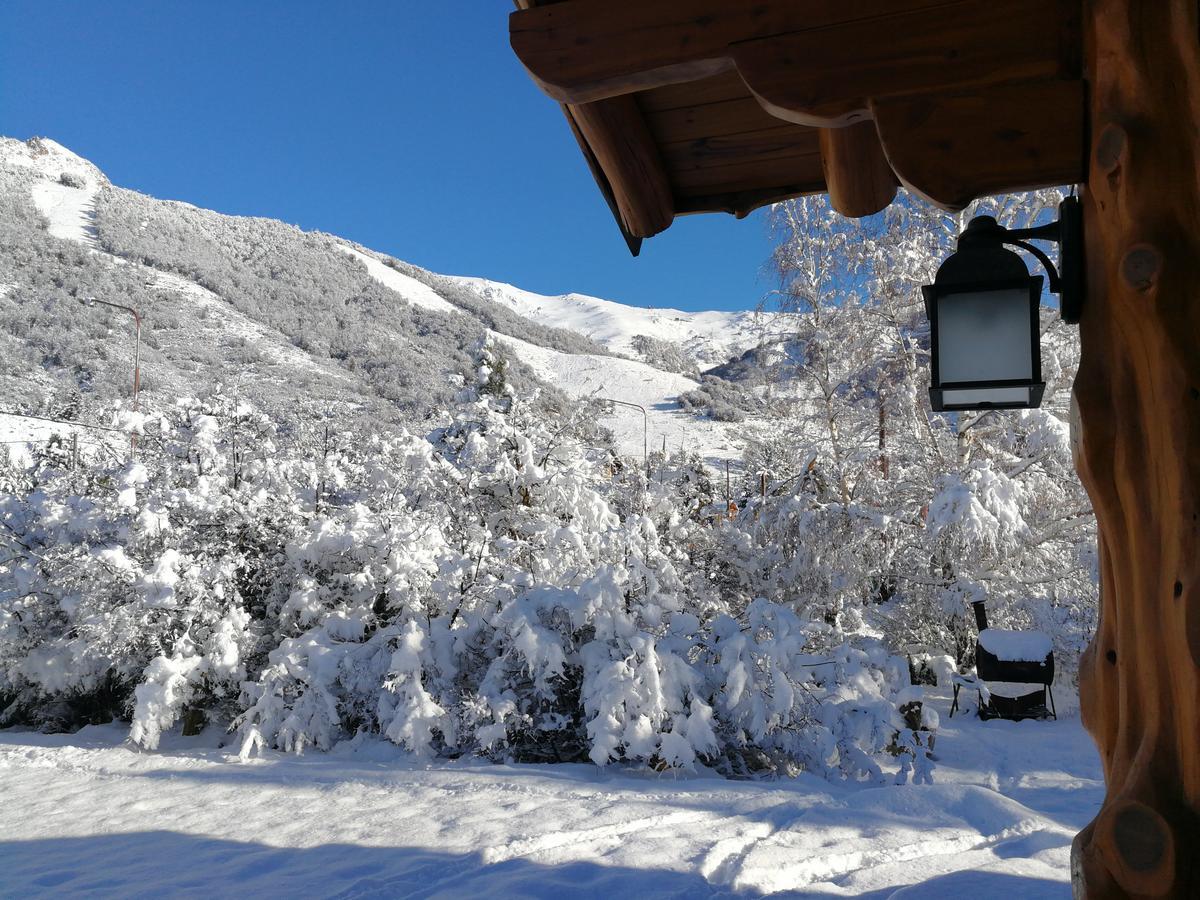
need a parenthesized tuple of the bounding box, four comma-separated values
(0, 831, 1068, 899)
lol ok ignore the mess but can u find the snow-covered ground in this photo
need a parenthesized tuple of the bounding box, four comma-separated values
(17, 137, 104, 247)
(344, 250, 748, 463)
(341, 247, 460, 317)
(492, 333, 745, 462)
(0, 412, 126, 467)
(0, 687, 1101, 899)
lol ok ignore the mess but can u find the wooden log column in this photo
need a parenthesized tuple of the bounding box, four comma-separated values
(1070, 1, 1200, 896)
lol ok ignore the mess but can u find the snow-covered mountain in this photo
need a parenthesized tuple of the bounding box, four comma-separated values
(0, 137, 783, 463)
(443, 275, 778, 369)
(0, 137, 777, 464)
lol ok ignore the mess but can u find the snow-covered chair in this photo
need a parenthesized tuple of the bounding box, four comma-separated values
(950, 602, 1056, 721)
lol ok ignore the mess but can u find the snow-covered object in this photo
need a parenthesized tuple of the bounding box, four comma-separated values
(979, 680, 1049, 701)
(442, 274, 770, 366)
(0, 355, 933, 783)
(977, 629, 1053, 662)
(927, 465, 1027, 547)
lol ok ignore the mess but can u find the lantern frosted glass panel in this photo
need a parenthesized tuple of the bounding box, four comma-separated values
(940, 386, 1036, 406)
(936, 288, 1033, 383)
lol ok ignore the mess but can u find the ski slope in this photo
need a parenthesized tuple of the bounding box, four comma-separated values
(15, 139, 345, 380)
(446, 275, 782, 367)
(492, 333, 745, 462)
(16, 137, 103, 247)
(0, 686, 1102, 898)
(341, 246, 460, 317)
(342, 252, 749, 462)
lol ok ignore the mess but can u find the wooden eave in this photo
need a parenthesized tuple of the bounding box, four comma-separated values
(511, 0, 1086, 247)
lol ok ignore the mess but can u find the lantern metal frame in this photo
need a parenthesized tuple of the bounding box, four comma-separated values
(926, 275, 1045, 411)
(922, 196, 1083, 413)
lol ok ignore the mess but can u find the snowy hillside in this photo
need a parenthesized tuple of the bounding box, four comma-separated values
(0, 136, 749, 463)
(444, 275, 781, 368)
(7, 135, 105, 246)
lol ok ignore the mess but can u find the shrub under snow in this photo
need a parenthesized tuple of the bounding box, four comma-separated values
(0, 341, 933, 782)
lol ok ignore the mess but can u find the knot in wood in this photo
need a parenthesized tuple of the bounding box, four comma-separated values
(1095, 123, 1127, 175)
(1111, 803, 1170, 873)
(1120, 245, 1162, 292)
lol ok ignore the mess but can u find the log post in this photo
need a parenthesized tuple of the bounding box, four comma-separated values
(819, 122, 896, 218)
(1070, 2, 1200, 896)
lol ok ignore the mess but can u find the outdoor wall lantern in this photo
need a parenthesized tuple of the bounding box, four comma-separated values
(923, 197, 1082, 412)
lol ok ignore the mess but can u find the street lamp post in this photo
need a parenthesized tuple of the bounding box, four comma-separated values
(83, 297, 141, 453)
(599, 397, 649, 479)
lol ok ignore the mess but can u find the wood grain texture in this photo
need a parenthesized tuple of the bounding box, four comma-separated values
(638, 70, 754, 115)
(1068, 2, 1200, 896)
(668, 152, 823, 195)
(660, 126, 820, 171)
(819, 122, 896, 218)
(729, 0, 1076, 127)
(871, 79, 1086, 210)
(643, 95, 792, 144)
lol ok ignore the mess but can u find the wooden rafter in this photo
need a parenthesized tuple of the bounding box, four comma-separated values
(568, 96, 674, 239)
(819, 122, 897, 218)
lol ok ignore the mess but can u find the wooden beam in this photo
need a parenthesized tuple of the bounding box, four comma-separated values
(675, 184, 826, 219)
(660, 126, 821, 171)
(819, 122, 896, 218)
(510, 0, 973, 106)
(669, 152, 824, 195)
(644, 96, 790, 144)
(1069, 2, 1200, 896)
(567, 95, 674, 239)
(871, 79, 1085, 210)
(730, 0, 1078, 127)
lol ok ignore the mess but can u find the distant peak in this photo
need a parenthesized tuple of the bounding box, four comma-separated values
(0, 135, 108, 188)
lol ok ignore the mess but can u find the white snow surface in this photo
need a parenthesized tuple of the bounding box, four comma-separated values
(491, 333, 745, 462)
(0, 413, 124, 467)
(977, 629, 1054, 663)
(446, 275, 780, 366)
(341, 247, 460, 316)
(344, 251, 748, 462)
(0, 688, 1103, 898)
(16, 138, 104, 247)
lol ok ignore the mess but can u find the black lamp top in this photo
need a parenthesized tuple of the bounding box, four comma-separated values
(934, 222, 1036, 287)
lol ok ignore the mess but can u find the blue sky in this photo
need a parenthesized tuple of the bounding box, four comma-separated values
(0, 2, 780, 312)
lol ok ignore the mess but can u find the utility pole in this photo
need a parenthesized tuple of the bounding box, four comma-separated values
(83, 297, 141, 456)
(598, 397, 649, 479)
(725, 460, 731, 517)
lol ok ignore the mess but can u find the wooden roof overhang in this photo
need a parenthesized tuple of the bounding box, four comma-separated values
(510, 0, 1086, 253)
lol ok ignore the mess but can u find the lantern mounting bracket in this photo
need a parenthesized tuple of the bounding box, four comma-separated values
(953, 196, 1084, 323)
